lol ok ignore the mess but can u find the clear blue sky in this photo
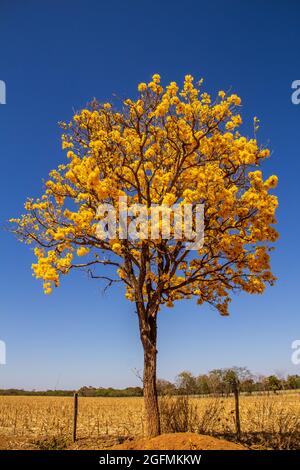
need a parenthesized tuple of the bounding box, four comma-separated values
(0, 0, 300, 390)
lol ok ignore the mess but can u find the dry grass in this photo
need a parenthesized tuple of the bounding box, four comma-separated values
(0, 393, 299, 449)
(0, 396, 144, 439)
(160, 394, 300, 449)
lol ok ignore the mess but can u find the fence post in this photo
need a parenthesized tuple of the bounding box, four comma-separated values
(73, 392, 78, 442)
(233, 384, 241, 440)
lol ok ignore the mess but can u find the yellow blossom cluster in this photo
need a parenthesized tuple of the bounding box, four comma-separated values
(32, 248, 73, 294)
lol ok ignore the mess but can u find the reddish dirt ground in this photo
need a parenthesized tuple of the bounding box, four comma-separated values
(0, 432, 247, 450)
(110, 432, 247, 450)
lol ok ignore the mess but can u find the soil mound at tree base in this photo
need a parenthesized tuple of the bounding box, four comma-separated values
(111, 432, 247, 450)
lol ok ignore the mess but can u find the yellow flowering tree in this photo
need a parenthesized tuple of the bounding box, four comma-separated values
(10, 74, 278, 437)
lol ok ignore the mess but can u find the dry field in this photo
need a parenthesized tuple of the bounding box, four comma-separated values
(0, 393, 299, 449)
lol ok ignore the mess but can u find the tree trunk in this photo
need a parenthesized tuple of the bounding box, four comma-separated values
(140, 315, 160, 437)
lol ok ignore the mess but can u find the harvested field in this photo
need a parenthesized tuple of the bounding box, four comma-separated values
(0, 393, 299, 449)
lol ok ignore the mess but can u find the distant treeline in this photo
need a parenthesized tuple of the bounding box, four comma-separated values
(161, 368, 300, 396)
(0, 387, 143, 397)
(1, 368, 300, 397)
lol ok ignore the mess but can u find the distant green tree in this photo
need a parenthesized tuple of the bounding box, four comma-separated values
(207, 369, 227, 395)
(176, 371, 197, 395)
(267, 375, 282, 393)
(286, 375, 300, 390)
(156, 379, 176, 396)
(241, 378, 255, 394)
(196, 374, 211, 395)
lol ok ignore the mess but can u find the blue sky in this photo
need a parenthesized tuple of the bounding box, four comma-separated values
(0, 0, 300, 389)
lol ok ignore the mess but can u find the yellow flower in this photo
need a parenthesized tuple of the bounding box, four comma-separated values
(43, 282, 52, 295)
(76, 246, 90, 257)
(162, 193, 176, 206)
(152, 74, 161, 83)
(264, 175, 278, 189)
(138, 82, 147, 92)
(260, 149, 270, 158)
(184, 74, 193, 82)
(112, 243, 122, 255)
(62, 141, 73, 149)
(67, 151, 76, 159)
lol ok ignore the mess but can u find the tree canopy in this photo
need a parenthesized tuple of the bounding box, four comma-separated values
(11, 74, 278, 317)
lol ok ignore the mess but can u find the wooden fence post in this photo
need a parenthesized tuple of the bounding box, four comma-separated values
(73, 392, 78, 442)
(233, 384, 241, 440)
